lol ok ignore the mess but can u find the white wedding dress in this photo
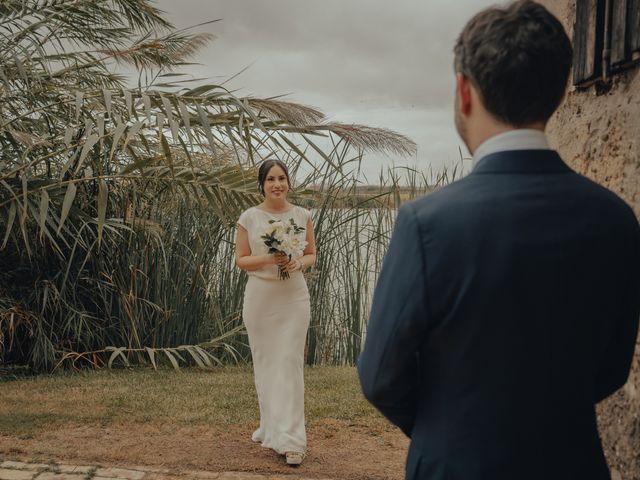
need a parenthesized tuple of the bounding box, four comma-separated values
(237, 205, 311, 454)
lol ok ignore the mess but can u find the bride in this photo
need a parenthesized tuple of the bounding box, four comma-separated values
(235, 159, 317, 466)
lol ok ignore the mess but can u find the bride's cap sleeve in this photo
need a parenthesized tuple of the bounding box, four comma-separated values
(237, 208, 251, 230)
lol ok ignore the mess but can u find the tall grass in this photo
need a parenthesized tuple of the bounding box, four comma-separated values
(300, 160, 457, 365)
(0, 146, 458, 371)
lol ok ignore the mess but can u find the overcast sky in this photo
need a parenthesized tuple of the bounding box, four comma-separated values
(154, 0, 499, 181)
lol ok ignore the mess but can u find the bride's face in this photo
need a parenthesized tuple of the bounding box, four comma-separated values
(263, 165, 289, 200)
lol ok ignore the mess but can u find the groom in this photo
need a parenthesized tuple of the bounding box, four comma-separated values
(358, 1, 640, 479)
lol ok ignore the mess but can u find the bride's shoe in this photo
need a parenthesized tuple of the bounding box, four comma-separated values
(285, 451, 305, 466)
(251, 428, 263, 443)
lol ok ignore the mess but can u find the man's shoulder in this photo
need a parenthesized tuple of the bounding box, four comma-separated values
(403, 168, 637, 223)
(569, 172, 638, 224)
(400, 175, 479, 219)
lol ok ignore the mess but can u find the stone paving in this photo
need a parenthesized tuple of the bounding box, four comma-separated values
(0, 460, 331, 480)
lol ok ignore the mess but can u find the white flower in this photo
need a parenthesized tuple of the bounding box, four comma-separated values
(290, 236, 308, 257)
(279, 238, 293, 256)
(274, 228, 287, 242)
(267, 220, 287, 239)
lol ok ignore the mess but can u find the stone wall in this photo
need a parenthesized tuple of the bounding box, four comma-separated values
(539, 0, 640, 214)
(537, 2, 640, 478)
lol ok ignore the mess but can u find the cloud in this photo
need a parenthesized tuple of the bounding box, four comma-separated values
(154, 0, 497, 177)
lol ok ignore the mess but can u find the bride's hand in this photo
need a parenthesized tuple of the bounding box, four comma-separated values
(282, 258, 302, 273)
(269, 252, 288, 267)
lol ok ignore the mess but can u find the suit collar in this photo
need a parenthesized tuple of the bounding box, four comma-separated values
(472, 129, 550, 168)
(472, 150, 574, 175)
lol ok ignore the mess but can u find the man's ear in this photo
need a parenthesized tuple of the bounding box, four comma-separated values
(456, 73, 472, 116)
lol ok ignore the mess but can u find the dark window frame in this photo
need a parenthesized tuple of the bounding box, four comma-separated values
(573, 0, 640, 88)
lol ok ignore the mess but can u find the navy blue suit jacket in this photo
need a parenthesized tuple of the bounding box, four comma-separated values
(358, 150, 640, 480)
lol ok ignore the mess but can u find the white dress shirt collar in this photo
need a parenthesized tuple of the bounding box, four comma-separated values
(472, 129, 550, 168)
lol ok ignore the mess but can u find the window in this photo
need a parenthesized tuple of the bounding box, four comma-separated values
(573, 0, 640, 87)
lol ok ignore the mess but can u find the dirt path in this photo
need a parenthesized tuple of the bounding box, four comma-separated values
(0, 419, 408, 480)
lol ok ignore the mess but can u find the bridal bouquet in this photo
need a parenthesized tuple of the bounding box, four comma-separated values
(261, 218, 307, 280)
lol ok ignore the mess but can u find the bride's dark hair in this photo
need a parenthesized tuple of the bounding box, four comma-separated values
(258, 159, 292, 196)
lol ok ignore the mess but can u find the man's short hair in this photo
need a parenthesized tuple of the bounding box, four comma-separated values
(454, 0, 573, 127)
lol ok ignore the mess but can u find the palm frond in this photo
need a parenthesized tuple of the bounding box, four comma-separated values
(248, 98, 326, 126)
(100, 31, 215, 70)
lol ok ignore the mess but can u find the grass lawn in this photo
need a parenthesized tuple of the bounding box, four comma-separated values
(0, 366, 408, 479)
